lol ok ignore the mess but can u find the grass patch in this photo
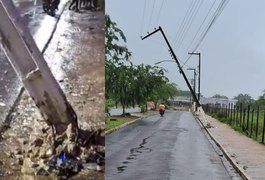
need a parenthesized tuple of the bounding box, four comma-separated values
(105, 116, 139, 131)
(208, 110, 265, 143)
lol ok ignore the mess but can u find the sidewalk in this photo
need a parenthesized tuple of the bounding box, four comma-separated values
(0, 5, 104, 179)
(200, 114, 265, 179)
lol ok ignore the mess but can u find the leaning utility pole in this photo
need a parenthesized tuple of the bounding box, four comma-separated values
(141, 26, 200, 107)
(0, 0, 78, 134)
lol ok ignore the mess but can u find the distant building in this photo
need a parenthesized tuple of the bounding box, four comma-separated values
(168, 96, 237, 109)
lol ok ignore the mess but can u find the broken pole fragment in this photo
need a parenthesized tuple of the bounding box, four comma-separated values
(0, 0, 78, 134)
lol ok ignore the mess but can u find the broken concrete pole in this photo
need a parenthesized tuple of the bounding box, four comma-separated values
(0, 0, 78, 134)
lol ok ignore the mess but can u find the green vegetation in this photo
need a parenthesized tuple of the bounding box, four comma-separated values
(105, 111, 158, 131)
(105, 116, 138, 131)
(212, 94, 228, 99)
(209, 107, 265, 143)
(234, 93, 254, 107)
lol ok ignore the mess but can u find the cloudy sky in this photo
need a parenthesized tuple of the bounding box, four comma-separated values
(106, 0, 265, 100)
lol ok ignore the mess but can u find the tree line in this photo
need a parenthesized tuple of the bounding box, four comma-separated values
(105, 15, 178, 115)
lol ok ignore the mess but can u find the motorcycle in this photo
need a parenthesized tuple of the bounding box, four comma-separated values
(42, 0, 60, 16)
(159, 109, 165, 117)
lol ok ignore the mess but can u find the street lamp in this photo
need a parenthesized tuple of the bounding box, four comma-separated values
(188, 52, 201, 102)
(154, 60, 175, 65)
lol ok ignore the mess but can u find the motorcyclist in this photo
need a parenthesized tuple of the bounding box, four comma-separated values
(159, 103, 165, 116)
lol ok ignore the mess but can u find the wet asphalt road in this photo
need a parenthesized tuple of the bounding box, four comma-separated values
(106, 111, 241, 180)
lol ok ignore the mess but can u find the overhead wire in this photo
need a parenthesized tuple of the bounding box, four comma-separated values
(148, 0, 157, 31)
(154, 0, 165, 26)
(191, 0, 230, 52)
(183, 0, 217, 56)
(140, 0, 147, 35)
(181, 0, 230, 68)
(176, 0, 203, 51)
(173, 0, 196, 46)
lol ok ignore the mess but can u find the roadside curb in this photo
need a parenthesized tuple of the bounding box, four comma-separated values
(0, 1, 69, 134)
(106, 113, 157, 135)
(196, 114, 251, 180)
(105, 117, 142, 135)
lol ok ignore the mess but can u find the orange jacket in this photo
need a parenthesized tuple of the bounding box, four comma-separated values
(159, 104, 165, 110)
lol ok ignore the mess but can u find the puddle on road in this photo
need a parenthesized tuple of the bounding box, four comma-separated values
(117, 136, 153, 173)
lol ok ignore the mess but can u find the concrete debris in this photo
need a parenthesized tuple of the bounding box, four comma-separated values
(0, 102, 6, 107)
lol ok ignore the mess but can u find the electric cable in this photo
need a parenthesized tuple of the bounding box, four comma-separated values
(154, 0, 165, 27)
(176, 0, 203, 51)
(181, 0, 230, 67)
(148, 0, 157, 30)
(183, 0, 217, 57)
(140, 0, 147, 35)
(173, 0, 198, 45)
(173, 0, 196, 45)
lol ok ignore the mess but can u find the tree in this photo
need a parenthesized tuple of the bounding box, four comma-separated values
(105, 14, 133, 114)
(150, 82, 178, 109)
(178, 90, 191, 96)
(234, 93, 254, 107)
(254, 90, 265, 108)
(105, 14, 131, 64)
(212, 94, 228, 99)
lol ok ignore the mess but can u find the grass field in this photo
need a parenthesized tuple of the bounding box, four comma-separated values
(210, 108, 265, 143)
(105, 116, 138, 131)
(105, 111, 158, 131)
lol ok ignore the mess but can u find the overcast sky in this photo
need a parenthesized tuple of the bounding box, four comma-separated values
(106, 0, 265, 100)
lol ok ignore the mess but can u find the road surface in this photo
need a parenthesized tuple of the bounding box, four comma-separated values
(106, 111, 241, 180)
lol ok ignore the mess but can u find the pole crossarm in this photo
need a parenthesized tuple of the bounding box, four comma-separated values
(141, 26, 201, 107)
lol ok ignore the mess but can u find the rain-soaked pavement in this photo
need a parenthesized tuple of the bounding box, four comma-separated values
(106, 111, 242, 180)
(0, 1, 104, 179)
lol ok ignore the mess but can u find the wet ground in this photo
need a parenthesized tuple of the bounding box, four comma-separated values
(0, 1, 104, 179)
(0, 0, 66, 127)
(106, 111, 241, 180)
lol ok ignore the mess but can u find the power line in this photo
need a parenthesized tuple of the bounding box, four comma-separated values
(184, 0, 217, 55)
(191, 0, 230, 52)
(154, 0, 165, 26)
(176, 0, 203, 50)
(180, 0, 217, 59)
(173, 0, 196, 46)
(182, 0, 230, 67)
(148, 0, 157, 30)
(140, 0, 147, 35)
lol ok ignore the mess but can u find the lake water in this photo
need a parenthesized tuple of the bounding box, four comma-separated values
(109, 107, 140, 116)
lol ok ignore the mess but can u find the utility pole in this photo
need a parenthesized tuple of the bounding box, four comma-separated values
(141, 26, 200, 107)
(0, 0, 78, 134)
(187, 68, 196, 110)
(188, 52, 201, 102)
(187, 68, 196, 97)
